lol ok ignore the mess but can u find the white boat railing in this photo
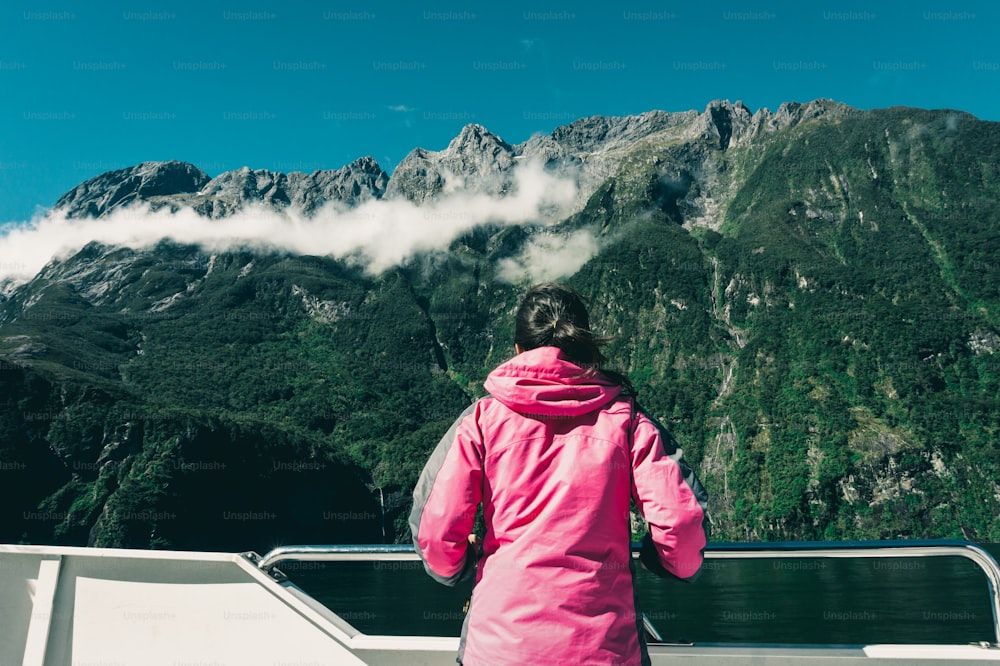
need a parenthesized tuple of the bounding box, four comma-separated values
(253, 538, 1000, 646)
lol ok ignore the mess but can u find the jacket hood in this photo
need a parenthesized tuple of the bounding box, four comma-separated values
(483, 346, 622, 417)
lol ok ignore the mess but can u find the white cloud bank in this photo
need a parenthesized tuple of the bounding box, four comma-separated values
(0, 161, 601, 286)
(497, 230, 600, 284)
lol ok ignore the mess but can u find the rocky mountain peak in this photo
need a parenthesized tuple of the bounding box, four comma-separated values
(699, 100, 755, 149)
(748, 98, 856, 137)
(47, 101, 862, 222)
(540, 109, 693, 154)
(196, 158, 388, 217)
(384, 124, 517, 203)
(194, 167, 292, 217)
(51, 157, 389, 220)
(343, 155, 384, 177)
(55, 161, 210, 218)
(288, 158, 389, 213)
(452, 124, 512, 152)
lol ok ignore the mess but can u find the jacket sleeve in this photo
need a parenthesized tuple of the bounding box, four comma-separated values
(629, 408, 708, 582)
(408, 401, 484, 586)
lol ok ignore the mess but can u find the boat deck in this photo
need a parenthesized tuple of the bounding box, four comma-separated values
(2, 541, 999, 665)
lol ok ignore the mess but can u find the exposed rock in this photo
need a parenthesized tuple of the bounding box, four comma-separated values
(517, 110, 698, 207)
(35, 243, 146, 307)
(385, 124, 517, 203)
(48, 101, 857, 223)
(2, 334, 46, 360)
(292, 284, 351, 323)
(190, 156, 388, 217)
(968, 328, 1000, 355)
(55, 161, 210, 218)
(53, 158, 388, 220)
(191, 167, 292, 218)
(668, 100, 757, 151)
(747, 99, 856, 139)
(532, 109, 691, 154)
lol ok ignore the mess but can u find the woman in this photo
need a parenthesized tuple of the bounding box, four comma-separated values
(410, 282, 708, 665)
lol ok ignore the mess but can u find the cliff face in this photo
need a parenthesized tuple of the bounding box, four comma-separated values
(1, 100, 998, 550)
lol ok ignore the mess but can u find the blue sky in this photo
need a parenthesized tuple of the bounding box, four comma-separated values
(1, 0, 997, 224)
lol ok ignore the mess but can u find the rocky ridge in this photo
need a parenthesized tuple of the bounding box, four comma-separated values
(54, 161, 211, 219)
(51, 100, 855, 223)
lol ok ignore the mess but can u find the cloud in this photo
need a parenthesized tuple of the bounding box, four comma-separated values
(0, 161, 581, 285)
(496, 229, 600, 284)
(387, 104, 415, 112)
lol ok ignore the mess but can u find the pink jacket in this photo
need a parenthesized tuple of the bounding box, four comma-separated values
(410, 347, 707, 665)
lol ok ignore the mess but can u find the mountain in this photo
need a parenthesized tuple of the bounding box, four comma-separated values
(54, 160, 212, 218)
(1, 100, 997, 551)
(55, 156, 389, 219)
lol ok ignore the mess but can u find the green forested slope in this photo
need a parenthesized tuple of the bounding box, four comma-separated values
(0, 106, 997, 549)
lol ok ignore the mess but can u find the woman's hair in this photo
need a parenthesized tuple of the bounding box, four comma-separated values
(514, 283, 634, 394)
(515, 282, 608, 366)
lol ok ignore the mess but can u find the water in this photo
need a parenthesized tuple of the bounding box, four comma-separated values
(284, 545, 999, 645)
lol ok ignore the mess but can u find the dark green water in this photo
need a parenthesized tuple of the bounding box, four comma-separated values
(285, 545, 999, 645)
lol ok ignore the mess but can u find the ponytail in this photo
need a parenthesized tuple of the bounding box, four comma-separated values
(514, 282, 634, 394)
